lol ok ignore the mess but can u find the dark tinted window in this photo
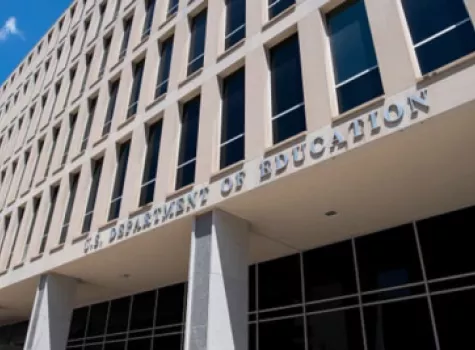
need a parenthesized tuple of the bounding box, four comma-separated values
(143, 0, 156, 37)
(220, 67, 245, 169)
(106, 297, 131, 334)
(187, 10, 207, 75)
(327, 0, 383, 113)
(127, 60, 145, 117)
(303, 240, 357, 301)
(259, 254, 302, 310)
(259, 317, 305, 350)
(269, 34, 306, 144)
(82, 158, 103, 233)
(176, 96, 200, 189)
(307, 308, 364, 350)
(401, 0, 475, 74)
(140, 119, 163, 205)
(364, 297, 436, 350)
(355, 224, 422, 291)
(69, 307, 88, 339)
(153, 334, 182, 350)
(155, 35, 174, 98)
(167, 0, 179, 17)
(120, 17, 133, 57)
(108, 140, 131, 220)
(268, 0, 295, 19)
(86, 302, 109, 337)
(59, 172, 80, 244)
(103, 79, 120, 135)
(417, 206, 475, 279)
(155, 283, 185, 326)
(225, 0, 246, 49)
(130, 289, 156, 330)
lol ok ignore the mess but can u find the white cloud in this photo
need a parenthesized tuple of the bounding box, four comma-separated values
(0, 17, 24, 42)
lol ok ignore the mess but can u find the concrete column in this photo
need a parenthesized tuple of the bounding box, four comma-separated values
(365, 0, 416, 95)
(297, 9, 333, 131)
(24, 274, 77, 350)
(185, 210, 250, 350)
(465, 0, 475, 26)
(245, 47, 270, 159)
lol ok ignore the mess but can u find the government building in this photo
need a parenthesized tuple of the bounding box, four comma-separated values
(0, 0, 475, 348)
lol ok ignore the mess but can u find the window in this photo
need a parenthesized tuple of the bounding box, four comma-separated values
(81, 97, 97, 151)
(5, 207, 24, 269)
(71, 4, 77, 19)
(57, 46, 63, 61)
(29, 139, 44, 188)
(82, 157, 103, 233)
(402, 0, 475, 75)
(22, 196, 41, 261)
(39, 185, 59, 254)
(99, 36, 112, 77)
(65, 67, 77, 104)
(327, 0, 384, 113)
(103, 79, 120, 135)
(220, 67, 245, 169)
(142, 0, 156, 38)
(61, 113, 77, 166)
(120, 17, 133, 58)
(70, 33, 76, 49)
(0, 216, 11, 258)
(15, 150, 30, 198)
(59, 18, 64, 32)
(114, 0, 122, 17)
(81, 51, 94, 92)
(268, 0, 295, 19)
(225, 0, 245, 49)
(59, 172, 80, 244)
(187, 10, 207, 75)
(140, 119, 163, 205)
(98, 2, 107, 31)
(155, 35, 174, 98)
(167, 0, 179, 18)
(127, 59, 145, 118)
(108, 140, 131, 220)
(44, 126, 60, 177)
(176, 96, 200, 189)
(269, 33, 306, 144)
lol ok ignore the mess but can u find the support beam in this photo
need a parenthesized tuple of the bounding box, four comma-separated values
(185, 210, 250, 350)
(24, 274, 77, 350)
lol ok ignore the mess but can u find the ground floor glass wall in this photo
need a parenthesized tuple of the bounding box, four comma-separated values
(249, 204, 475, 350)
(1, 204, 474, 349)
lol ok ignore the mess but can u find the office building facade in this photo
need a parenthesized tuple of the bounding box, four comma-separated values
(0, 0, 475, 348)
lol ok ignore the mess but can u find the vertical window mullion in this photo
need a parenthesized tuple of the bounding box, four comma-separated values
(128, 60, 145, 118)
(103, 80, 120, 136)
(82, 158, 104, 233)
(109, 141, 131, 220)
(140, 120, 163, 205)
(22, 196, 41, 261)
(59, 173, 80, 244)
(5, 207, 25, 269)
(39, 185, 59, 255)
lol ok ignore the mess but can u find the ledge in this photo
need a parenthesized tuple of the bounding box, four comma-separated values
(52, 164, 65, 176)
(145, 93, 167, 112)
(49, 244, 64, 254)
(30, 253, 43, 263)
(54, 108, 66, 120)
(217, 39, 246, 63)
(71, 150, 85, 162)
(264, 131, 307, 157)
(6, 199, 15, 207)
(89, 77, 102, 90)
(20, 189, 30, 198)
(71, 53, 81, 65)
(178, 68, 203, 88)
(36, 178, 46, 187)
(72, 233, 89, 244)
(262, 4, 296, 32)
(158, 12, 177, 30)
(71, 92, 83, 105)
(210, 160, 245, 183)
(416, 51, 475, 85)
(117, 115, 136, 130)
(332, 95, 385, 123)
(39, 123, 49, 133)
(132, 36, 148, 53)
(104, 20, 115, 31)
(0, 269, 7, 277)
(98, 218, 118, 231)
(12, 262, 24, 270)
(56, 67, 66, 78)
(110, 57, 125, 72)
(129, 203, 152, 217)
(124, 0, 136, 12)
(166, 183, 195, 201)
(92, 134, 108, 147)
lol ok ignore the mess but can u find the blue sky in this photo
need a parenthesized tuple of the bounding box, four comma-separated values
(0, 0, 72, 83)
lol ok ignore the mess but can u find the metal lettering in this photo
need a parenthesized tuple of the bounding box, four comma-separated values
(368, 111, 380, 132)
(275, 153, 289, 173)
(117, 224, 125, 239)
(310, 136, 325, 158)
(153, 207, 161, 224)
(384, 103, 404, 124)
(292, 144, 306, 165)
(408, 90, 429, 114)
(187, 191, 197, 210)
(109, 227, 117, 243)
(163, 201, 175, 221)
(144, 212, 151, 228)
(133, 217, 142, 233)
(175, 198, 185, 216)
(350, 119, 364, 138)
(235, 171, 245, 190)
(330, 130, 346, 148)
(260, 159, 272, 180)
(221, 177, 233, 196)
(199, 187, 209, 205)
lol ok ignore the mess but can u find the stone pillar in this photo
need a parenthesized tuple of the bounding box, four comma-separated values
(184, 210, 250, 350)
(24, 274, 77, 350)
